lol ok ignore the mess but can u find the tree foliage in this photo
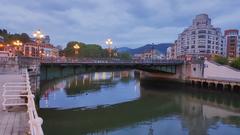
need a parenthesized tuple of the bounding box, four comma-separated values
(213, 55, 228, 65)
(118, 52, 131, 60)
(230, 58, 240, 70)
(0, 29, 31, 44)
(63, 41, 132, 60)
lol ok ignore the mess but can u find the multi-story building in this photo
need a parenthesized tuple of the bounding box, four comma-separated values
(166, 41, 177, 59)
(176, 14, 225, 59)
(166, 47, 171, 59)
(0, 36, 4, 42)
(23, 42, 59, 58)
(238, 36, 240, 57)
(224, 29, 239, 59)
(133, 49, 165, 60)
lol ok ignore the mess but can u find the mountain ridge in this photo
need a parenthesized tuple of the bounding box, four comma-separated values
(117, 43, 173, 55)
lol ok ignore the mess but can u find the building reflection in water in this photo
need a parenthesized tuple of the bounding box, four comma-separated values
(39, 71, 240, 135)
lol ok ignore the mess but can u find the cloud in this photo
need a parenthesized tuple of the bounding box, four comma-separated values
(0, 0, 239, 48)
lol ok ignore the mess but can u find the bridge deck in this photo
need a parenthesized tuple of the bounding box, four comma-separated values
(0, 74, 28, 135)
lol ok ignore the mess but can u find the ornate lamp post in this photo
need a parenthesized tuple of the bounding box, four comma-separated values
(73, 44, 80, 57)
(33, 30, 44, 58)
(13, 40, 23, 56)
(105, 38, 113, 58)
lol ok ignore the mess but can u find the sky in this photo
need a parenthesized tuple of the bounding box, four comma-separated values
(0, 0, 240, 48)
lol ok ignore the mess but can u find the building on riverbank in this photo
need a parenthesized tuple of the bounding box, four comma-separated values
(224, 29, 240, 59)
(23, 41, 59, 58)
(174, 14, 225, 60)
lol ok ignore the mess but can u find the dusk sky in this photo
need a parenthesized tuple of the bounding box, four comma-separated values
(1, 0, 240, 48)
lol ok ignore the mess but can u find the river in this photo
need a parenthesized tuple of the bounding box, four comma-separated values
(38, 70, 240, 135)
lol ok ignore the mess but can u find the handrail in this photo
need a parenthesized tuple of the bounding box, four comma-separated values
(25, 69, 44, 135)
(2, 69, 44, 135)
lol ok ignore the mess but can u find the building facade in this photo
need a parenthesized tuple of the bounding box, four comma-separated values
(23, 42, 59, 58)
(224, 29, 239, 59)
(176, 14, 225, 59)
(133, 49, 165, 60)
(166, 41, 177, 59)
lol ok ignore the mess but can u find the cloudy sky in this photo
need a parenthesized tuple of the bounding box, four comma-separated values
(0, 0, 240, 48)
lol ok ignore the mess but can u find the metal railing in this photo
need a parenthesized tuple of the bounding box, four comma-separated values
(2, 69, 44, 135)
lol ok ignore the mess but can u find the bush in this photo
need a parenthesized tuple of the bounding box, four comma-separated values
(230, 58, 240, 70)
(213, 55, 228, 65)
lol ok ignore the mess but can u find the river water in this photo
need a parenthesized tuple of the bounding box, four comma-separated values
(38, 70, 240, 135)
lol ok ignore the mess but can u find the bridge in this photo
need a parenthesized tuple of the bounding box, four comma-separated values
(1, 56, 183, 80)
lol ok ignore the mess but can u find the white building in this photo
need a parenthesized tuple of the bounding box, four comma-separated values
(166, 42, 177, 59)
(238, 36, 240, 57)
(176, 14, 225, 59)
(0, 36, 4, 42)
(133, 49, 165, 60)
(166, 47, 171, 59)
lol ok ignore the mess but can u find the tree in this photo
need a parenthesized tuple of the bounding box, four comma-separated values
(213, 55, 228, 65)
(230, 58, 240, 70)
(119, 52, 131, 60)
(63, 41, 84, 57)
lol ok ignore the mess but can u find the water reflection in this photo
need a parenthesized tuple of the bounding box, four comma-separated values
(39, 71, 140, 109)
(38, 70, 240, 135)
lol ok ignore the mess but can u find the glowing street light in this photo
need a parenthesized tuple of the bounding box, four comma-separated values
(13, 40, 23, 46)
(73, 44, 80, 56)
(33, 29, 44, 58)
(13, 40, 23, 56)
(106, 38, 113, 57)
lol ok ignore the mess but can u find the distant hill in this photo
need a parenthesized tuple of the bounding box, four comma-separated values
(117, 43, 173, 55)
(116, 47, 132, 52)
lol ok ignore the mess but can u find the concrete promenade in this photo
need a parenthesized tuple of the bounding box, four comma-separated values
(0, 74, 28, 135)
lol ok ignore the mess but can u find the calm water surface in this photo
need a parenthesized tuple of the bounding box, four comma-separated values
(38, 70, 240, 135)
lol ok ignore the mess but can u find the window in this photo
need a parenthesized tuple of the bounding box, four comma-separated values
(198, 35, 206, 38)
(198, 46, 205, 48)
(198, 30, 206, 34)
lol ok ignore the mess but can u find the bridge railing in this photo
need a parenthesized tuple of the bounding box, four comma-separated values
(40, 57, 184, 64)
(0, 56, 184, 65)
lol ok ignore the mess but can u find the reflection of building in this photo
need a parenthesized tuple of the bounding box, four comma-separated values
(176, 14, 225, 59)
(180, 94, 240, 135)
(224, 29, 239, 59)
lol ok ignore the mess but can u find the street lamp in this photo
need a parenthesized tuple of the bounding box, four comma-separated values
(73, 44, 80, 56)
(33, 29, 44, 58)
(0, 43, 4, 51)
(13, 40, 23, 56)
(106, 38, 113, 58)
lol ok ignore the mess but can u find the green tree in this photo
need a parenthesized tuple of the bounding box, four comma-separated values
(119, 52, 131, 60)
(213, 55, 228, 65)
(63, 41, 85, 57)
(230, 58, 240, 70)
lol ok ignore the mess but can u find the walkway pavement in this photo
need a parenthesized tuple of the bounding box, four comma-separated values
(0, 74, 28, 135)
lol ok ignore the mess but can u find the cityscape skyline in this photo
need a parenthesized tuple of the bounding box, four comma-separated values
(0, 0, 240, 48)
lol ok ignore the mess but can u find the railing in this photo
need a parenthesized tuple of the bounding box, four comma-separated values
(2, 69, 44, 135)
(40, 57, 184, 65)
(0, 56, 184, 66)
